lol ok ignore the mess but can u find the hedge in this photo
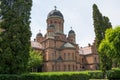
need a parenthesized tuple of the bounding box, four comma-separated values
(88, 71, 104, 79)
(0, 72, 90, 80)
(0, 69, 120, 80)
(107, 68, 120, 79)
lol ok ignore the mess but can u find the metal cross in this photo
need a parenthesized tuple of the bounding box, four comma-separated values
(39, 29, 41, 33)
(54, 6, 57, 10)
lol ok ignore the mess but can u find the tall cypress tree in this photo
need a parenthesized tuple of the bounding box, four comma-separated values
(93, 4, 112, 48)
(0, 0, 32, 74)
(93, 4, 112, 76)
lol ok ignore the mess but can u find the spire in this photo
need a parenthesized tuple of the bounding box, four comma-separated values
(54, 6, 57, 10)
(70, 27, 72, 30)
(39, 29, 41, 33)
(69, 27, 75, 34)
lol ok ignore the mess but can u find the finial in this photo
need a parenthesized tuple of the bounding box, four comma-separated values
(39, 29, 41, 33)
(70, 27, 72, 30)
(54, 6, 57, 10)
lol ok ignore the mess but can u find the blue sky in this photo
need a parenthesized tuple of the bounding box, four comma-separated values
(30, 0, 120, 47)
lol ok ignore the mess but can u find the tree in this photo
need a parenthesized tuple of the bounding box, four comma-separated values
(28, 49, 43, 72)
(99, 26, 120, 68)
(98, 40, 113, 71)
(93, 4, 112, 48)
(0, 0, 32, 74)
(93, 4, 112, 77)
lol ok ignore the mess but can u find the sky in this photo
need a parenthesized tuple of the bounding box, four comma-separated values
(30, 0, 120, 47)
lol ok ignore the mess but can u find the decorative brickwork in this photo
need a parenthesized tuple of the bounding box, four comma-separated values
(31, 8, 99, 72)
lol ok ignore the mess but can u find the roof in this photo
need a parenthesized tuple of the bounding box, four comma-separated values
(36, 32, 43, 37)
(61, 42, 75, 48)
(31, 41, 44, 50)
(47, 9, 64, 19)
(79, 46, 92, 55)
(69, 30, 75, 34)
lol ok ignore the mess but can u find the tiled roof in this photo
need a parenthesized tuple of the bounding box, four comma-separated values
(61, 42, 75, 48)
(31, 41, 44, 50)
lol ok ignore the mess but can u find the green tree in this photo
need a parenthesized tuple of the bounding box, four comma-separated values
(28, 49, 43, 72)
(93, 4, 112, 48)
(99, 26, 120, 68)
(0, 0, 32, 74)
(93, 4, 112, 77)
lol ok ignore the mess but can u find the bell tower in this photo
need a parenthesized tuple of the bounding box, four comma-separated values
(46, 6, 64, 39)
(68, 27, 76, 43)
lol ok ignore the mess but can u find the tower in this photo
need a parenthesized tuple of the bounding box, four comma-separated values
(36, 31, 43, 42)
(68, 28, 76, 43)
(46, 6, 64, 39)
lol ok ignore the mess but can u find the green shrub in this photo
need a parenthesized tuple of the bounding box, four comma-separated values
(0, 74, 20, 80)
(0, 72, 90, 80)
(88, 71, 104, 79)
(107, 69, 120, 79)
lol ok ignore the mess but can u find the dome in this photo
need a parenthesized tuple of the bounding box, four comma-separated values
(69, 30, 75, 34)
(47, 9, 64, 19)
(36, 32, 43, 37)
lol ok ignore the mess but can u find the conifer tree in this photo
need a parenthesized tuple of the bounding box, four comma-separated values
(93, 4, 112, 76)
(93, 4, 112, 48)
(0, 0, 32, 74)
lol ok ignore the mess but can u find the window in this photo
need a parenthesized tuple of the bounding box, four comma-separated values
(54, 21, 57, 24)
(68, 65, 70, 71)
(57, 64, 60, 71)
(64, 53, 66, 60)
(94, 57, 97, 62)
(52, 65, 54, 71)
(68, 53, 70, 60)
(52, 53, 54, 60)
(82, 58, 84, 63)
(73, 65, 74, 71)
(72, 53, 74, 60)
(50, 21, 53, 24)
(64, 65, 66, 71)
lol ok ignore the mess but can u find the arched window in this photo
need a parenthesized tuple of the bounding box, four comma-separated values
(72, 53, 75, 60)
(64, 65, 66, 71)
(50, 20, 53, 24)
(54, 21, 57, 24)
(73, 65, 74, 71)
(64, 53, 66, 60)
(82, 58, 84, 63)
(58, 64, 60, 71)
(68, 65, 70, 71)
(94, 57, 97, 62)
(52, 53, 54, 60)
(68, 53, 70, 60)
(52, 65, 54, 71)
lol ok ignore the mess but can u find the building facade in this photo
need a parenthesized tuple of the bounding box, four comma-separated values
(31, 8, 99, 72)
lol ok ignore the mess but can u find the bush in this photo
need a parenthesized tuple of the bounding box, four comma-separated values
(0, 72, 90, 80)
(107, 68, 120, 79)
(0, 74, 20, 80)
(88, 71, 104, 79)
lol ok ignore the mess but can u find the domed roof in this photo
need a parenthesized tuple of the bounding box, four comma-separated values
(47, 8, 64, 19)
(36, 32, 43, 37)
(69, 30, 75, 34)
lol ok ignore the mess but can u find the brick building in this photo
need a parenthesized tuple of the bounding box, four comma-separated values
(31, 7, 99, 72)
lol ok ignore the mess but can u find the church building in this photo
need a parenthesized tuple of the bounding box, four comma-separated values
(31, 7, 99, 72)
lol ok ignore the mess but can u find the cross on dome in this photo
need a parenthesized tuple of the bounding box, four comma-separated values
(39, 29, 41, 33)
(54, 6, 57, 10)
